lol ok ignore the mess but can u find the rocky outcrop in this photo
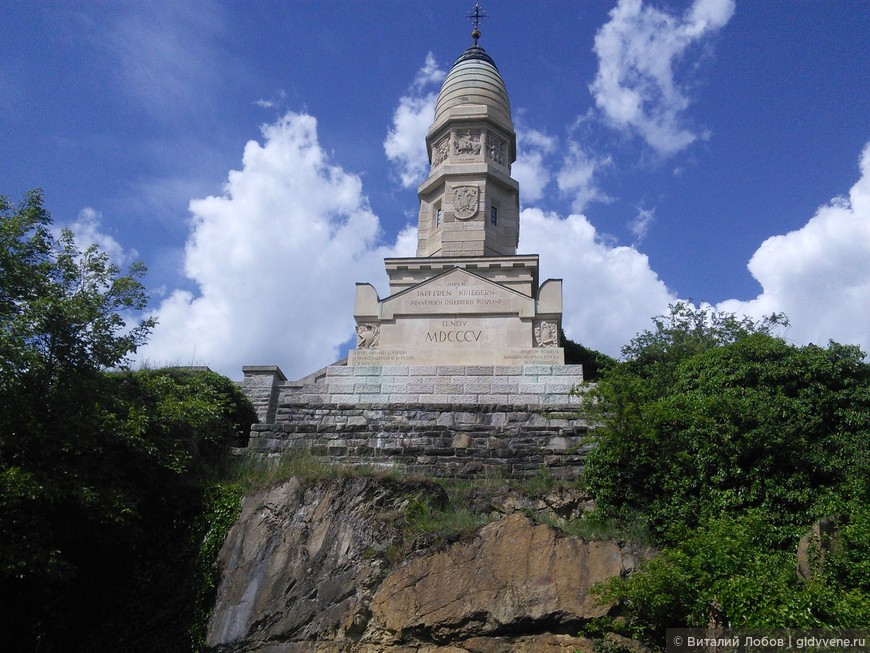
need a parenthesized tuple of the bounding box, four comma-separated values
(462, 484, 594, 523)
(366, 512, 645, 644)
(206, 476, 445, 651)
(206, 477, 652, 652)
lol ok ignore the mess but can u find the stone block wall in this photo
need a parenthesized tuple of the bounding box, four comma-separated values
(239, 364, 589, 479)
(241, 365, 287, 424)
(280, 364, 584, 408)
(248, 403, 591, 479)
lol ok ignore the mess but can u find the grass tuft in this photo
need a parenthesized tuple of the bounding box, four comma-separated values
(219, 449, 402, 493)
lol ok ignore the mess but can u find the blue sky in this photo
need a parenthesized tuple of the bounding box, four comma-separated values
(3, 0, 869, 379)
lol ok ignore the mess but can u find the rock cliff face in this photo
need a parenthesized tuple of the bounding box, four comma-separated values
(206, 477, 651, 652)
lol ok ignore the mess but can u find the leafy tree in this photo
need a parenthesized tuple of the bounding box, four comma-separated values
(619, 300, 788, 383)
(582, 302, 870, 638)
(560, 327, 615, 381)
(1, 191, 257, 650)
(1, 190, 155, 646)
(583, 303, 868, 539)
(1, 190, 154, 387)
(2, 190, 154, 585)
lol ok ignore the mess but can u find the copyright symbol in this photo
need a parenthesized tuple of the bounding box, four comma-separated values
(673, 636, 683, 646)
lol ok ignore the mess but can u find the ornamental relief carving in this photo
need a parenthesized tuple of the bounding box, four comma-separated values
(533, 320, 559, 348)
(356, 323, 380, 349)
(452, 185, 480, 220)
(486, 135, 505, 164)
(453, 130, 481, 156)
(432, 136, 450, 167)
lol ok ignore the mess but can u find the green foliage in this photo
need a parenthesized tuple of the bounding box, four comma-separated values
(1, 190, 154, 390)
(0, 191, 258, 650)
(619, 301, 788, 383)
(107, 368, 258, 474)
(595, 508, 870, 642)
(584, 305, 869, 541)
(539, 511, 652, 543)
(189, 483, 244, 649)
(561, 328, 616, 381)
(1, 190, 160, 647)
(826, 506, 870, 593)
(582, 302, 870, 641)
(403, 494, 490, 544)
(0, 366, 256, 651)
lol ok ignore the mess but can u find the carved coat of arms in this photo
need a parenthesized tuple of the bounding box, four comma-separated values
(533, 320, 559, 348)
(453, 185, 479, 220)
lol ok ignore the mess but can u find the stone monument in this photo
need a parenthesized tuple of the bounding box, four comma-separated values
(350, 33, 565, 367)
(240, 11, 588, 476)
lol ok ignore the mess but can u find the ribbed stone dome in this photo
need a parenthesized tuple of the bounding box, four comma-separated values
(433, 45, 511, 127)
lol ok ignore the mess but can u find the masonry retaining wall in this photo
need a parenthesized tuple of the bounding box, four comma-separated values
(240, 364, 589, 478)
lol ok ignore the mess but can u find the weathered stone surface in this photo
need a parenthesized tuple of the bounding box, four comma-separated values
(247, 403, 590, 480)
(603, 633, 653, 653)
(251, 365, 584, 414)
(211, 637, 597, 653)
(456, 634, 597, 652)
(206, 476, 446, 651)
(206, 478, 652, 653)
(796, 516, 841, 580)
(367, 513, 649, 643)
(479, 486, 595, 523)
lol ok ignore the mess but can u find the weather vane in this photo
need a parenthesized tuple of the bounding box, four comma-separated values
(466, 2, 488, 46)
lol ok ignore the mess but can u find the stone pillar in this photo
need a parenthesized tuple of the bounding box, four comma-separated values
(241, 365, 287, 425)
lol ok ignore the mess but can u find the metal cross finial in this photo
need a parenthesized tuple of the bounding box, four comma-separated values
(466, 2, 488, 45)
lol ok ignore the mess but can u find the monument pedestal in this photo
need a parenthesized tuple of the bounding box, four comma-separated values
(351, 255, 565, 367)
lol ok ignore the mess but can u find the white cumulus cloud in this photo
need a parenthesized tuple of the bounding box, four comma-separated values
(590, 0, 735, 155)
(514, 127, 556, 203)
(629, 206, 655, 244)
(63, 207, 138, 266)
(383, 53, 446, 188)
(140, 112, 413, 378)
(519, 207, 676, 356)
(556, 141, 613, 212)
(718, 141, 870, 354)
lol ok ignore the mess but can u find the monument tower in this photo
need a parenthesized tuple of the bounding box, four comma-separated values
(416, 10, 518, 258)
(241, 5, 585, 461)
(351, 8, 565, 367)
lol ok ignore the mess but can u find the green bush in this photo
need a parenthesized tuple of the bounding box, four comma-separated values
(581, 303, 870, 643)
(584, 318, 869, 542)
(0, 187, 259, 652)
(595, 507, 870, 643)
(0, 367, 256, 651)
(107, 368, 258, 474)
